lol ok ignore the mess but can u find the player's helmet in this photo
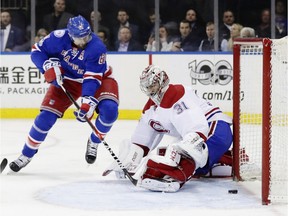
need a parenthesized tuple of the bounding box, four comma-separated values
(67, 15, 91, 38)
(67, 15, 92, 47)
(140, 65, 170, 105)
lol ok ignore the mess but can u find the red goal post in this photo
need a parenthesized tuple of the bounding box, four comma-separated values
(233, 37, 287, 205)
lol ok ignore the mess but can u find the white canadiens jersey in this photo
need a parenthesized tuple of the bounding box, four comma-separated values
(131, 84, 232, 149)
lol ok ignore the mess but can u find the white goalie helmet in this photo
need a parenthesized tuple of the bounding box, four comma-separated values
(140, 65, 170, 105)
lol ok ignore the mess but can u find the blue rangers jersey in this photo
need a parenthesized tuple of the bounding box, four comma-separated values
(31, 29, 107, 97)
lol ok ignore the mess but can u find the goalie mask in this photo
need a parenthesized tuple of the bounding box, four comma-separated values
(67, 15, 92, 48)
(140, 65, 170, 105)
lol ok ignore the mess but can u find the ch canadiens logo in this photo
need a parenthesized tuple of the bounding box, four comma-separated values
(149, 120, 170, 133)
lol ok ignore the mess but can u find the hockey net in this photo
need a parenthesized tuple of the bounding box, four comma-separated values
(233, 37, 288, 205)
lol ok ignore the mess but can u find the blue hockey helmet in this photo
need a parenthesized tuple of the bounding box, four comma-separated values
(67, 15, 91, 38)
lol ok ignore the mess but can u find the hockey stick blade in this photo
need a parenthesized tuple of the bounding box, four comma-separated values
(1, 158, 8, 173)
(59, 85, 138, 186)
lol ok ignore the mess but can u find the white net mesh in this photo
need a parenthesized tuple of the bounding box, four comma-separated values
(239, 42, 263, 180)
(237, 37, 288, 203)
(269, 37, 288, 202)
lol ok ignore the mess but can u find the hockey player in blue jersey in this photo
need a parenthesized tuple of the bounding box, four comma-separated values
(9, 15, 119, 172)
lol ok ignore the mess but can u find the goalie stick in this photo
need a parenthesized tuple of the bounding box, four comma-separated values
(59, 84, 138, 186)
(1, 158, 8, 173)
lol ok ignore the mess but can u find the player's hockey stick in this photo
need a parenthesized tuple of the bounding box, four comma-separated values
(59, 84, 138, 186)
(0, 158, 8, 173)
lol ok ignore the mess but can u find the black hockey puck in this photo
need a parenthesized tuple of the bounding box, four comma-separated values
(228, 189, 238, 194)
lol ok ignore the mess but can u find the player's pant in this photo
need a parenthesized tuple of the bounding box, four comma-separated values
(194, 120, 233, 176)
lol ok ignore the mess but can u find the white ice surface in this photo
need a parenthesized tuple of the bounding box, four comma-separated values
(0, 119, 287, 216)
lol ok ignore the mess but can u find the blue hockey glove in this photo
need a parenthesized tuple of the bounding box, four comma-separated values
(74, 96, 98, 122)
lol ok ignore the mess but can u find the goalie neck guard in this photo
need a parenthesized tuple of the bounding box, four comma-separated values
(140, 65, 170, 105)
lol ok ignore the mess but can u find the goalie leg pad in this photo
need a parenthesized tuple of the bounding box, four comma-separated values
(142, 163, 166, 179)
(137, 178, 181, 192)
(218, 150, 233, 166)
(140, 143, 196, 183)
(143, 157, 196, 182)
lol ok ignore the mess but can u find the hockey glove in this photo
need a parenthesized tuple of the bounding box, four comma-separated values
(43, 58, 64, 87)
(74, 96, 98, 122)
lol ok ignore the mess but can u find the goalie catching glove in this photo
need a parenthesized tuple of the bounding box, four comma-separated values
(43, 58, 64, 87)
(74, 96, 98, 122)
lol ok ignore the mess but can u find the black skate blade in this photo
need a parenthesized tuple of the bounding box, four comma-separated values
(0, 158, 8, 173)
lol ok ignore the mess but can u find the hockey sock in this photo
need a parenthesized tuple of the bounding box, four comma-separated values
(90, 100, 118, 143)
(22, 111, 58, 157)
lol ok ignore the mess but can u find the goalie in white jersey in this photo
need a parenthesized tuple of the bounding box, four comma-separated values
(103, 65, 233, 192)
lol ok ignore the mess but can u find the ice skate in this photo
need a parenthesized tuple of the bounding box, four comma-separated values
(9, 154, 32, 172)
(85, 138, 99, 164)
